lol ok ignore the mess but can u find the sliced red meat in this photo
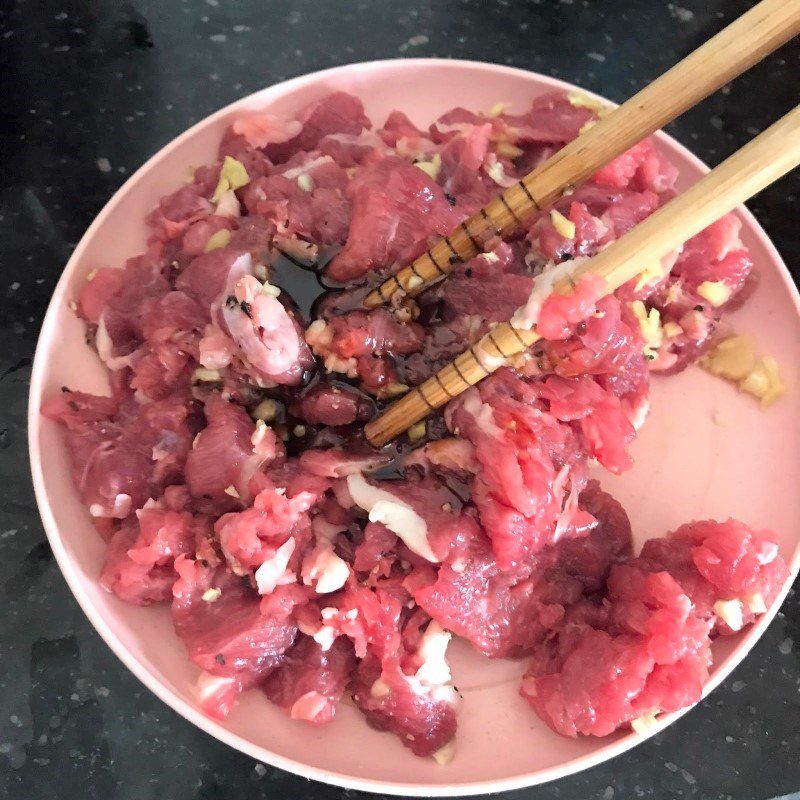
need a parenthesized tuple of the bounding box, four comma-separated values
(265, 92, 371, 164)
(100, 507, 196, 605)
(185, 394, 284, 510)
(172, 556, 297, 687)
(520, 563, 712, 737)
(262, 635, 356, 725)
(290, 382, 374, 426)
(639, 519, 789, 635)
(326, 156, 460, 283)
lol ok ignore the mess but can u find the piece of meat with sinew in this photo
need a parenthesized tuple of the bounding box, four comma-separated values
(262, 634, 356, 725)
(290, 382, 374, 426)
(445, 371, 589, 568)
(42, 390, 194, 518)
(346, 608, 458, 759)
(326, 156, 460, 283)
(214, 482, 315, 576)
(520, 562, 712, 738)
(100, 507, 196, 605)
(222, 274, 315, 385)
(171, 556, 299, 717)
(638, 518, 789, 636)
(264, 92, 372, 164)
(409, 482, 631, 659)
(185, 394, 284, 511)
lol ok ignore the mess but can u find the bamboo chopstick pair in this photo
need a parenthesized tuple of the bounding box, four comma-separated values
(363, 0, 800, 447)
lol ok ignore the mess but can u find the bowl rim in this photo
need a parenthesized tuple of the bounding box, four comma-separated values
(27, 57, 800, 796)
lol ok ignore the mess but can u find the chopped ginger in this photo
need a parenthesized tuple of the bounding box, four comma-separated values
(700, 334, 756, 381)
(212, 155, 250, 202)
(696, 280, 732, 307)
(204, 228, 231, 252)
(739, 356, 785, 409)
(550, 209, 576, 239)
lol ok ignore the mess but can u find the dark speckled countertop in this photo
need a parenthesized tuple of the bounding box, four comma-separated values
(1, 1, 798, 798)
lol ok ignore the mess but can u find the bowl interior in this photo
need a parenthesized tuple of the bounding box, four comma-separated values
(29, 59, 800, 795)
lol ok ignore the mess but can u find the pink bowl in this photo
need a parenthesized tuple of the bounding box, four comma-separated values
(28, 59, 800, 795)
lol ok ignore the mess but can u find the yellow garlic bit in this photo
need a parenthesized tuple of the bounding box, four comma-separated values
(550, 209, 576, 240)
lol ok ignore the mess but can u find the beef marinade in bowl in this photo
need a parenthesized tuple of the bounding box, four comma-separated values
(30, 61, 798, 792)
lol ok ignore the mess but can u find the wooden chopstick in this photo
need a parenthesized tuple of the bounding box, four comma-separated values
(362, 0, 800, 311)
(365, 105, 800, 447)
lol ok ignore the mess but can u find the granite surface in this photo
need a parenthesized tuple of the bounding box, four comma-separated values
(1, 0, 798, 798)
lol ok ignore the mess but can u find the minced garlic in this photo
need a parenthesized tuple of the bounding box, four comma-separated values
(662, 321, 683, 339)
(746, 593, 768, 614)
(261, 280, 281, 297)
(252, 398, 281, 423)
(296, 173, 314, 193)
(192, 367, 222, 383)
(204, 229, 231, 252)
(739, 356, 785, 409)
(202, 587, 221, 603)
(495, 140, 523, 159)
(212, 156, 250, 202)
(414, 153, 442, 181)
(488, 102, 509, 117)
(567, 90, 609, 116)
(550, 209, 575, 239)
(629, 301, 663, 358)
(697, 280, 732, 307)
(631, 710, 660, 734)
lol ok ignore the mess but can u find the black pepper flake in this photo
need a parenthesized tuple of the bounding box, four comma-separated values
(68, 400, 79, 411)
(214, 653, 226, 666)
(444, 192, 456, 206)
(464, 268, 473, 278)
(240, 300, 253, 318)
(694, 304, 704, 312)
(225, 295, 238, 309)
(200, 559, 209, 568)
(60, 386, 71, 393)
(560, 252, 574, 262)
(448, 254, 460, 264)
(645, 353, 656, 361)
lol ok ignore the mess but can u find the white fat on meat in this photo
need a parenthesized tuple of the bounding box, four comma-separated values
(406, 622, 457, 704)
(95, 315, 136, 371)
(302, 516, 351, 595)
(254, 537, 296, 595)
(713, 598, 744, 631)
(290, 690, 330, 722)
(281, 155, 334, 181)
(347, 474, 438, 563)
(510, 258, 583, 331)
(89, 493, 132, 519)
(460, 389, 504, 438)
(195, 672, 237, 707)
